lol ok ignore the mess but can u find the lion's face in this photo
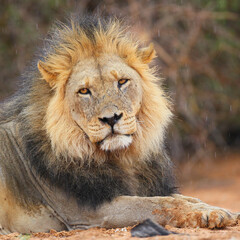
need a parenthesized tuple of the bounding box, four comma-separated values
(37, 20, 172, 163)
(65, 54, 142, 151)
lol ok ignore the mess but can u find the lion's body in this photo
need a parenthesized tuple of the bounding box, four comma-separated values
(0, 16, 238, 234)
(0, 76, 175, 233)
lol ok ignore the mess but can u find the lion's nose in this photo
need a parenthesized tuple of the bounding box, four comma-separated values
(99, 113, 123, 128)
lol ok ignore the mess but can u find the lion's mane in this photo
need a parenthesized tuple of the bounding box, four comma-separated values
(0, 15, 176, 208)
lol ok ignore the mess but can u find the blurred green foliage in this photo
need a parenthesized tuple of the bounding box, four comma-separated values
(0, 0, 239, 161)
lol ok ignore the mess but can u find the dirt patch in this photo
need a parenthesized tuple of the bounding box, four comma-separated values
(1, 154, 239, 240)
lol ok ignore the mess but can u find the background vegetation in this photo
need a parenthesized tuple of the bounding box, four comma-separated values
(0, 0, 239, 162)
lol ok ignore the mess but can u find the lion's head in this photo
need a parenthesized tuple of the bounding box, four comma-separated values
(37, 17, 172, 165)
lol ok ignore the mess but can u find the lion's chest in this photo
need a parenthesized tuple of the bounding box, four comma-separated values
(31, 163, 138, 230)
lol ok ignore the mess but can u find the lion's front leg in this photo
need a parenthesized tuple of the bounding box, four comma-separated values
(92, 195, 239, 229)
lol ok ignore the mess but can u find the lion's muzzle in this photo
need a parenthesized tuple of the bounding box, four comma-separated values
(87, 111, 136, 151)
(98, 112, 123, 133)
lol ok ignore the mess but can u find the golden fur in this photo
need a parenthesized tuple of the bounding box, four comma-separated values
(38, 18, 172, 167)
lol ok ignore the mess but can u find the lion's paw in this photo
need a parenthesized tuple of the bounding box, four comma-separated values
(194, 206, 237, 228)
(170, 202, 238, 229)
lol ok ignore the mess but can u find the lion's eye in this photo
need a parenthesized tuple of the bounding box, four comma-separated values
(78, 88, 91, 95)
(118, 79, 129, 87)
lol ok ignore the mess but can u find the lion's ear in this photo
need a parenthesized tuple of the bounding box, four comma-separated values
(138, 43, 156, 64)
(38, 61, 57, 87)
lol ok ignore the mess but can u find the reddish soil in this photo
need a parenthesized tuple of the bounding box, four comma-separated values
(1, 154, 239, 240)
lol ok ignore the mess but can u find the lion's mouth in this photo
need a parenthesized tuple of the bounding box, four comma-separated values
(97, 134, 133, 151)
(97, 134, 131, 144)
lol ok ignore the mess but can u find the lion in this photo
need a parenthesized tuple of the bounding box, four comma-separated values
(0, 15, 239, 234)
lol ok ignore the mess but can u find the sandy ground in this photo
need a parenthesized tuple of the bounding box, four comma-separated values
(1, 154, 239, 240)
